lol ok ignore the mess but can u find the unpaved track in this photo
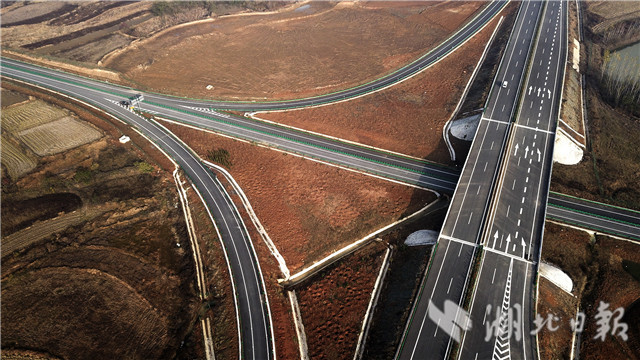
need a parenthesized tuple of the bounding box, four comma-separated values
(1, 206, 107, 257)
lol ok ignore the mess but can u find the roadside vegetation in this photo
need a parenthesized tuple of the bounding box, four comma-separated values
(550, 1, 640, 210)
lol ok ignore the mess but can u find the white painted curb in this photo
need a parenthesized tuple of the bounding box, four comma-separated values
(288, 290, 310, 360)
(443, 16, 505, 162)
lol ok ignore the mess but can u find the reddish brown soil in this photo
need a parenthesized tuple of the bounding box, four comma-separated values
(297, 242, 387, 360)
(260, 12, 503, 162)
(106, 2, 483, 101)
(537, 278, 577, 360)
(161, 121, 436, 273)
(540, 222, 640, 360)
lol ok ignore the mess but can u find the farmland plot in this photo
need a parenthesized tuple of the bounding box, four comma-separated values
(1, 99, 68, 132)
(17, 117, 102, 156)
(1, 135, 37, 179)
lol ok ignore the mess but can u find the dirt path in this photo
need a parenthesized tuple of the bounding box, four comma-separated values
(1, 206, 109, 257)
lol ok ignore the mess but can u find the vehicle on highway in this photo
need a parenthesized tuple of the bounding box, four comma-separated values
(502, 80, 508, 88)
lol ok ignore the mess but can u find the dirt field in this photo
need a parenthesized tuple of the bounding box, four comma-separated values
(18, 116, 102, 156)
(1, 98, 103, 180)
(1, 85, 200, 359)
(160, 120, 436, 273)
(105, 1, 483, 101)
(539, 222, 640, 360)
(259, 10, 505, 163)
(297, 242, 387, 360)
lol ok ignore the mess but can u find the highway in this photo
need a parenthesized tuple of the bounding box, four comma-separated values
(2, 55, 638, 240)
(1, 62, 274, 360)
(2, 2, 639, 357)
(396, 2, 544, 359)
(459, 1, 567, 359)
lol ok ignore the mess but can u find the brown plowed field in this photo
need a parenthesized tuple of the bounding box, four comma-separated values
(105, 1, 483, 101)
(160, 121, 436, 272)
(260, 11, 506, 162)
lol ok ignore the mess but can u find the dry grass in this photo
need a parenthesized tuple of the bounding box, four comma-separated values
(105, 1, 483, 100)
(1, 85, 200, 359)
(586, 1, 640, 34)
(1, 99, 68, 132)
(297, 242, 387, 360)
(260, 12, 502, 162)
(17, 116, 102, 156)
(0, 2, 66, 26)
(160, 120, 435, 272)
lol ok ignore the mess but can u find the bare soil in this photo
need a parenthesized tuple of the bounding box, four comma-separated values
(106, 1, 483, 101)
(539, 222, 640, 360)
(0, 85, 200, 359)
(297, 241, 388, 360)
(260, 12, 502, 163)
(550, 86, 640, 211)
(160, 120, 436, 273)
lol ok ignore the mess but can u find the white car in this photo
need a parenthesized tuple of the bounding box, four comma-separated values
(502, 81, 508, 88)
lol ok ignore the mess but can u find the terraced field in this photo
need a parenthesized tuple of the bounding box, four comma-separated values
(18, 116, 102, 156)
(1, 99, 68, 132)
(1, 97, 103, 178)
(0, 135, 36, 179)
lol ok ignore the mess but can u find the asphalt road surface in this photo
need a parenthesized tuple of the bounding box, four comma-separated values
(3, 59, 637, 240)
(396, 2, 544, 359)
(1, 62, 274, 360)
(460, 2, 567, 359)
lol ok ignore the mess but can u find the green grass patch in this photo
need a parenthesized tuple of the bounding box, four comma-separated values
(206, 148, 232, 168)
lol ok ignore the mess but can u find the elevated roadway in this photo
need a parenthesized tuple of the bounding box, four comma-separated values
(459, 1, 567, 359)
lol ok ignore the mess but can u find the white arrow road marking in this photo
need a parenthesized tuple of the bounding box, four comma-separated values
(514, 143, 519, 156)
(493, 231, 499, 248)
(537, 148, 541, 162)
(524, 146, 529, 159)
(537, 88, 541, 97)
(521, 238, 527, 258)
(548, 89, 552, 99)
(528, 86, 532, 95)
